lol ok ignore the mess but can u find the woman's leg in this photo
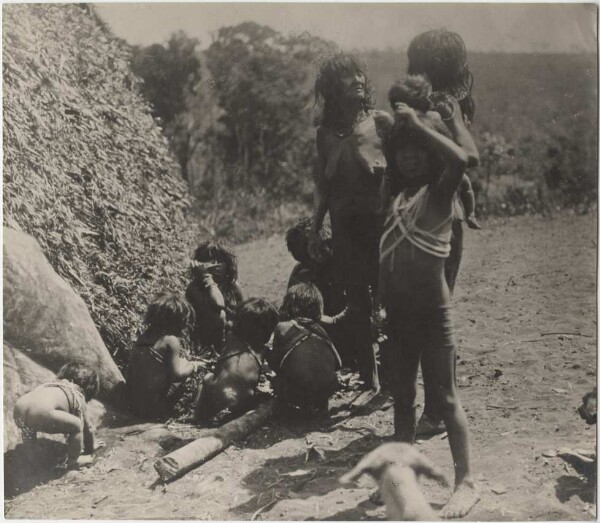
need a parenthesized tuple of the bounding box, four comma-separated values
(444, 219, 463, 294)
(346, 284, 380, 391)
(420, 307, 479, 518)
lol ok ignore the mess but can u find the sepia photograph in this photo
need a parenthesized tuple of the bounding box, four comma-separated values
(3, 1, 597, 520)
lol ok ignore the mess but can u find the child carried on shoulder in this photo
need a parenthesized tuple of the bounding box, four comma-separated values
(386, 75, 481, 230)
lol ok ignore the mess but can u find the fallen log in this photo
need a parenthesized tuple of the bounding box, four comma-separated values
(154, 398, 277, 481)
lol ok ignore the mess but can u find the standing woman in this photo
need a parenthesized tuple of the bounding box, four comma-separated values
(406, 29, 480, 435)
(308, 54, 393, 392)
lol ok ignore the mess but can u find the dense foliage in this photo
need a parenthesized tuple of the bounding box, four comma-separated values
(131, 32, 202, 179)
(133, 23, 336, 239)
(3, 4, 196, 366)
(135, 32, 597, 239)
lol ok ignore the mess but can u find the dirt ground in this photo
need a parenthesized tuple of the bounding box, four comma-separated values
(4, 212, 597, 520)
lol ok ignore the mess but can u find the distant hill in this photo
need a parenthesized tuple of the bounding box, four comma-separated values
(361, 49, 597, 141)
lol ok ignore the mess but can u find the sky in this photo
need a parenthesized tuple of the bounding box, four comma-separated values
(94, 2, 598, 53)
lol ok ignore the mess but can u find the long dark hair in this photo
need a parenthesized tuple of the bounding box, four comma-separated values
(407, 29, 475, 124)
(144, 293, 195, 336)
(232, 298, 279, 347)
(280, 283, 324, 322)
(314, 53, 374, 129)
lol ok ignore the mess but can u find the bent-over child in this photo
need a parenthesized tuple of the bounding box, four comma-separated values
(127, 294, 202, 420)
(185, 241, 244, 353)
(13, 362, 100, 468)
(268, 283, 343, 414)
(194, 298, 279, 422)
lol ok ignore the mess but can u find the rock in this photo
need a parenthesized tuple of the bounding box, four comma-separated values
(3, 228, 124, 400)
(3, 228, 125, 447)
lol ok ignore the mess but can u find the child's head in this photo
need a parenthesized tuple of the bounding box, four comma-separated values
(144, 293, 195, 336)
(280, 283, 324, 322)
(315, 53, 374, 127)
(192, 240, 238, 287)
(57, 362, 100, 401)
(285, 217, 332, 266)
(232, 298, 279, 347)
(407, 29, 474, 123)
(388, 75, 432, 113)
(391, 111, 453, 187)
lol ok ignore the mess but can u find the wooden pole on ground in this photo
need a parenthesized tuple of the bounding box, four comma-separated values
(154, 398, 277, 481)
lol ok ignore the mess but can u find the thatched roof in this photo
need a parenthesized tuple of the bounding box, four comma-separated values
(3, 4, 195, 364)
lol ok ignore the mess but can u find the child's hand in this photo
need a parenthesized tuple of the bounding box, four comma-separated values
(201, 272, 217, 288)
(94, 439, 106, 451)
(394, 103, 420, 129)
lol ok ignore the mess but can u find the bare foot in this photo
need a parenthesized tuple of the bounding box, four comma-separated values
(441, 482, 480, 519)
(416, 413, 446, 437)
(466, 216, 482, 230)
(58, 454, 94, 470)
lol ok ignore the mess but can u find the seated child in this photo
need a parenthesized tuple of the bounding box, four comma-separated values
(285, 218, 350, 364)
(386, 75, 481, 230)
(267, 283, 343, 414)
(194, 298, 279, 422)
(127, 293, 202, 420)
(13, 362, 100, 468)
(186, 241, 244, 353)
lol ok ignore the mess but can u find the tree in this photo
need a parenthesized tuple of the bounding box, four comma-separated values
(204, 22, 334, 195)
(131, 31, 201, 178)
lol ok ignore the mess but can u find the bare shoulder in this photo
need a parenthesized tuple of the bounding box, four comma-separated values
(161, 335, 181, 354)
(274, 321, 294, 338)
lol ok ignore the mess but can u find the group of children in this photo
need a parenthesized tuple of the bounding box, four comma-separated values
(14, 231, 353, 468)
(15, 28, 483, 516)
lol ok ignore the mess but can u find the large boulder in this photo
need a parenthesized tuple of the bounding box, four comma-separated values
(3, 228, 125, 400)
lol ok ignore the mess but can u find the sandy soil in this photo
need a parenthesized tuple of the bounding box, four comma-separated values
(4, 213, 597, 520)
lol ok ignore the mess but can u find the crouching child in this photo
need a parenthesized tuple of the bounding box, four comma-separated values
(127, 294, 202, 420)
(186, 241, 244, 354)
(13, 362, 100, 468)
(268, 283, 343, 415)
(194, 298, 279, 422)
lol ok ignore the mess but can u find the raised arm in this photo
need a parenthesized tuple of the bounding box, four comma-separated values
(394, 103, 468, 197)
(308, 127, 331, 260)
